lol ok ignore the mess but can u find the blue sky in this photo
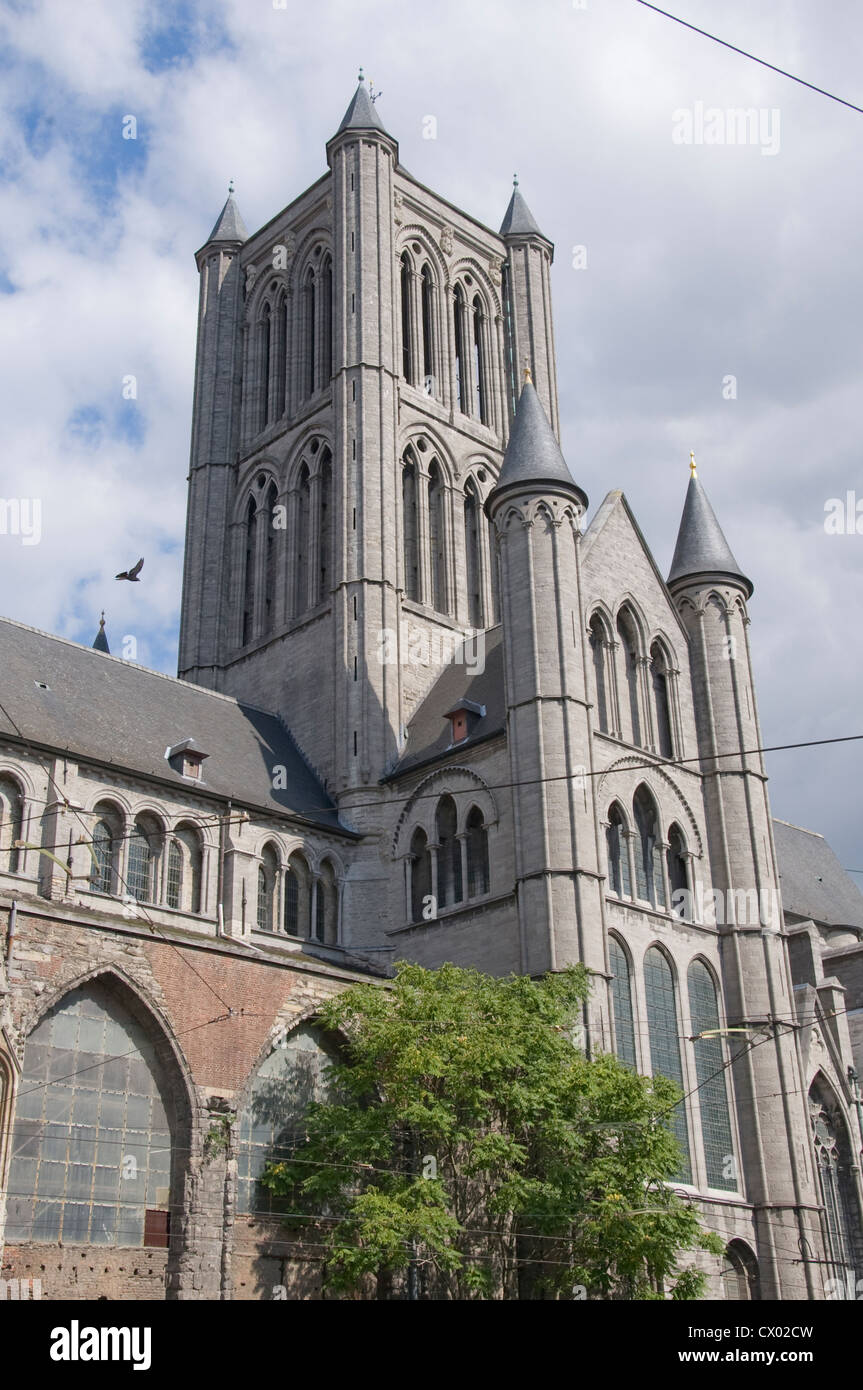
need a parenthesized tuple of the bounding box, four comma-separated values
(0, 0, 861, 872)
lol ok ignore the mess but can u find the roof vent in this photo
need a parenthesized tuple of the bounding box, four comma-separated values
(165, 738, 209, 781)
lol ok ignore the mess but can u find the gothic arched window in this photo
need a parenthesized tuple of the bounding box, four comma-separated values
(644, 946, 691, 1182)
(318, 450, 332, 605)
(0, 775, 23, 873)
(166, 824, 203, 915)
(688, 960, 736, 1191)
(315, 859, 338, 945)
(809, 1079, 863, 1285)
(472, 295, 487, 425)
(321, 253, 333, 385)
(402, 455, 419, 602)
(667, 824, 689, 919)
(4, 979, 177, 1247)
(454, 284, 466, 412)
(400, 252, 414, 384)
(428, 461, 446, 614)
(295, 464, 310, 616)
(242, 495, 257, 645)
(650, 641, 674, 758)
(616, 609, 641, 746)
(464, 479, 482, 629)
(633, 785, 664, 908)
(436, 796, 462, 909)
(488, 513, 500, 623)
(465, 806, 489, 897)
(606, 802, 631, 898)
(258, 302, 272, 431)
(264, 482, 278, 633)
(589, 614, 610, 734)
(90, 820, 114, 895)
(257, 843, 278, 932)
(722, 1241, 760, 1301)
(273, 290, 287, 419)
(410, 828, 431, 923)
(302, 269, 316, 399)
(608, 935, 636, 1068)
(284, 852, 311, 936)
(128, 816, 160, 905)
(421, 263, 435, 392)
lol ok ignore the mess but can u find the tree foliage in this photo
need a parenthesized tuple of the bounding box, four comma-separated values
(262, 960, 723, 1299)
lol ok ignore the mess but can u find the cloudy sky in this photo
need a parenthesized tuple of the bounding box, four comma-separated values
(0, 0, 860, 874)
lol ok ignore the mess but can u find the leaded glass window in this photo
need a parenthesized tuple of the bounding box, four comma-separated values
(127, 825, 155, 904)
(465, 807, 489, 897)
(688, 960, 736, 1191)
(90, 821, 114, 895)
(644, 946, 691, 1182)
(606, 804, 631, 897)
(609, 936, 636, 1069)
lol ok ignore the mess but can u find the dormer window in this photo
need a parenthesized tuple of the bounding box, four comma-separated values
(165, 738, 209, 782)
(445, 699, 485, 746)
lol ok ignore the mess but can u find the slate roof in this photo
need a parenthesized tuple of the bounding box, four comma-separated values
(488, 381, 586, 508)
(499, 186, 544, 238)
(336, 82, 388, 135)
(386, 627, 506, 778)
(0, 618, 341, 829)
(205, 193, 248, 245)
(667, 474, 752, 596)
(773, 819, 863, 930)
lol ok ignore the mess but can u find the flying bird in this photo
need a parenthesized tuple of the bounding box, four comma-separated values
(115, 557, 144, 582)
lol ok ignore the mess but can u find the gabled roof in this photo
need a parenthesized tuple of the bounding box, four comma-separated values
(0, 618, 341, 830)
(668, 473, 752, 596)
(205, 192, 248, 246)
(500, 185, 544, 238)
(488, 380, 585, 508)
(336, 81, 388, 135)
(773, 819, 863, 931)
(385, 627, 506, 779)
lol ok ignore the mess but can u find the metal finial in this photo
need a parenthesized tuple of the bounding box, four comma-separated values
(228, 179, 234, 194)
(358, 66, 364, 83)
(523, 359, 532, 385)
(99, 611, 106, 628)
(513, 173, 519, 189)
(690, 450, 697, 477)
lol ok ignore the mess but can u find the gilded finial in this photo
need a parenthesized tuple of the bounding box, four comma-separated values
(690, 450, 697, 477)
(523, 359, 532, 385)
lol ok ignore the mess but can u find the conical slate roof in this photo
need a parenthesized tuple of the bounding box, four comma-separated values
(667, 473, 752, 595)
(92, 614, 109, 654)
(489, 380, 586, 509)
(500, 185, 544, 238)
(337, 81, 387, 135)
(205, 192, 248, 245)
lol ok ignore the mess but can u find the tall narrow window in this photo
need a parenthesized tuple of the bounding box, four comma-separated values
(488, 516, 500, 623)
(644, 946, 691, 1182)
(402, 456, 419, 602)
(589, 615, 610, 734)
(168, 824, 202, 915)
(421, 264, 434, 391)
(295, 465, 310, 616)
(258, 303, 271, 430)
(465, 806, 489, 897)
(273, 292, 287, 419)
(606, 803, 631, 898)
(0, 776, 22, 873)
(242, 496, 257, 645)
(90, 820, 114, 894)
(319, 452, 332, 604)
(316, 859, 337, 945)
(128, 819, 158, 905)
(166, 839, 183, 910)
(321, 254, 333, 385)
(472, 295, 487, 425)
(667, 825, 689, 919)
(410, 828, 431, 923)
(688, 961, 736, 1191)
(633, 785, 664, 907)
(464, 479, 482, 628)
(617, 610, 641, 746)
(257, 844, 278, 932)
(303, 270, 316, 399)
(264, 483, 278, 633)
(608, 936, 636, 1068)
(809, 1080, 863, 1286)
(283, 866, 299, 935)
(454, 284, 466, 412)
(285, 852, 310, 936)
(436, 796, 462, 908)
(651, 642, 674, 758)
(400, 252, 413, 384)
(428, 462, 446, 614)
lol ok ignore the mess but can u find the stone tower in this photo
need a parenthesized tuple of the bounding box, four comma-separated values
(177, 79, 559, 825)
(668, 461, 823, 1299)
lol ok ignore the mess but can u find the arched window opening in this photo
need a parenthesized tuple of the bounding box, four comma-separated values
(644, 946, 691, 1182)
(410, 827, 431, 924)
(258, 303, 271, 431)
(722, 1241, 760, 1301)
(454, 284, 466, 412)
(128, 817, 160, 905)
(264, 482, 278, 634)
(273, 293, 287, 419)
(421, 264, 434, 392)
(617, 610, 641, 746)
(321, 254, 333, 386)
(402, 456, 419, 602)
(589, 615, 610, 734)
(319, 452, 332, 604)
(633, 785, 664, 908)
(257, 843, 278, 932)
(465, 806, 489, 898)
(284, 852, 311, 937)
(651, 642, 674, 758)
(809, 1080, 863, 1287)
(295, 464, 310, 616)
(400, 253, 414, 384)
(303, 270, 316, 399)
(436, 796, 462, 909)
(283, 867, 299, 935)
(608, 936, 636, 1068)
(5, 979, 176, 1247)
(667, 825, 689, 919)
(236, 1023, 335, 1216)
(166, 824, 203, 915)
(488, 516, 500, 623)
(464, 479, 482, 629)
(605, 803, 631, 898)
(315, 859, 338, 945)
(688, 961, 736, 1191)
(0, 775, 23, 874)
(90, 820, 114, 895)
(242, 495, 257, 646)
(166, 839, 183, 911)
(472, 295, 487, 425)
(428, 461, 446, 614)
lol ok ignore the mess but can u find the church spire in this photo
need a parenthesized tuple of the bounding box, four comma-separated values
(92, 612, 110, 654)
(488, 377, 586, 511)
(499, 175, 545, 239)
(204, 185, 248, 246)
(335, 71, 389, 136)
(667, 458, 752, 596)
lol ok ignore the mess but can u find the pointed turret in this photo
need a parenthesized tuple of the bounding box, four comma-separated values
(499, 181, 544, 239)
(336, 71, 388, 135)
(667, 455, 752, 596)
(499, 178, 559, 436)
(92, 612, 109, 654)
(488, 375, 587, 512)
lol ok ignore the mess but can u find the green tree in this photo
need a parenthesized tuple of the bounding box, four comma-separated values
(262, 960, 723, 1299)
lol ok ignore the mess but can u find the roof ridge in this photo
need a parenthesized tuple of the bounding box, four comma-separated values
(773, 817, 825, 839)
